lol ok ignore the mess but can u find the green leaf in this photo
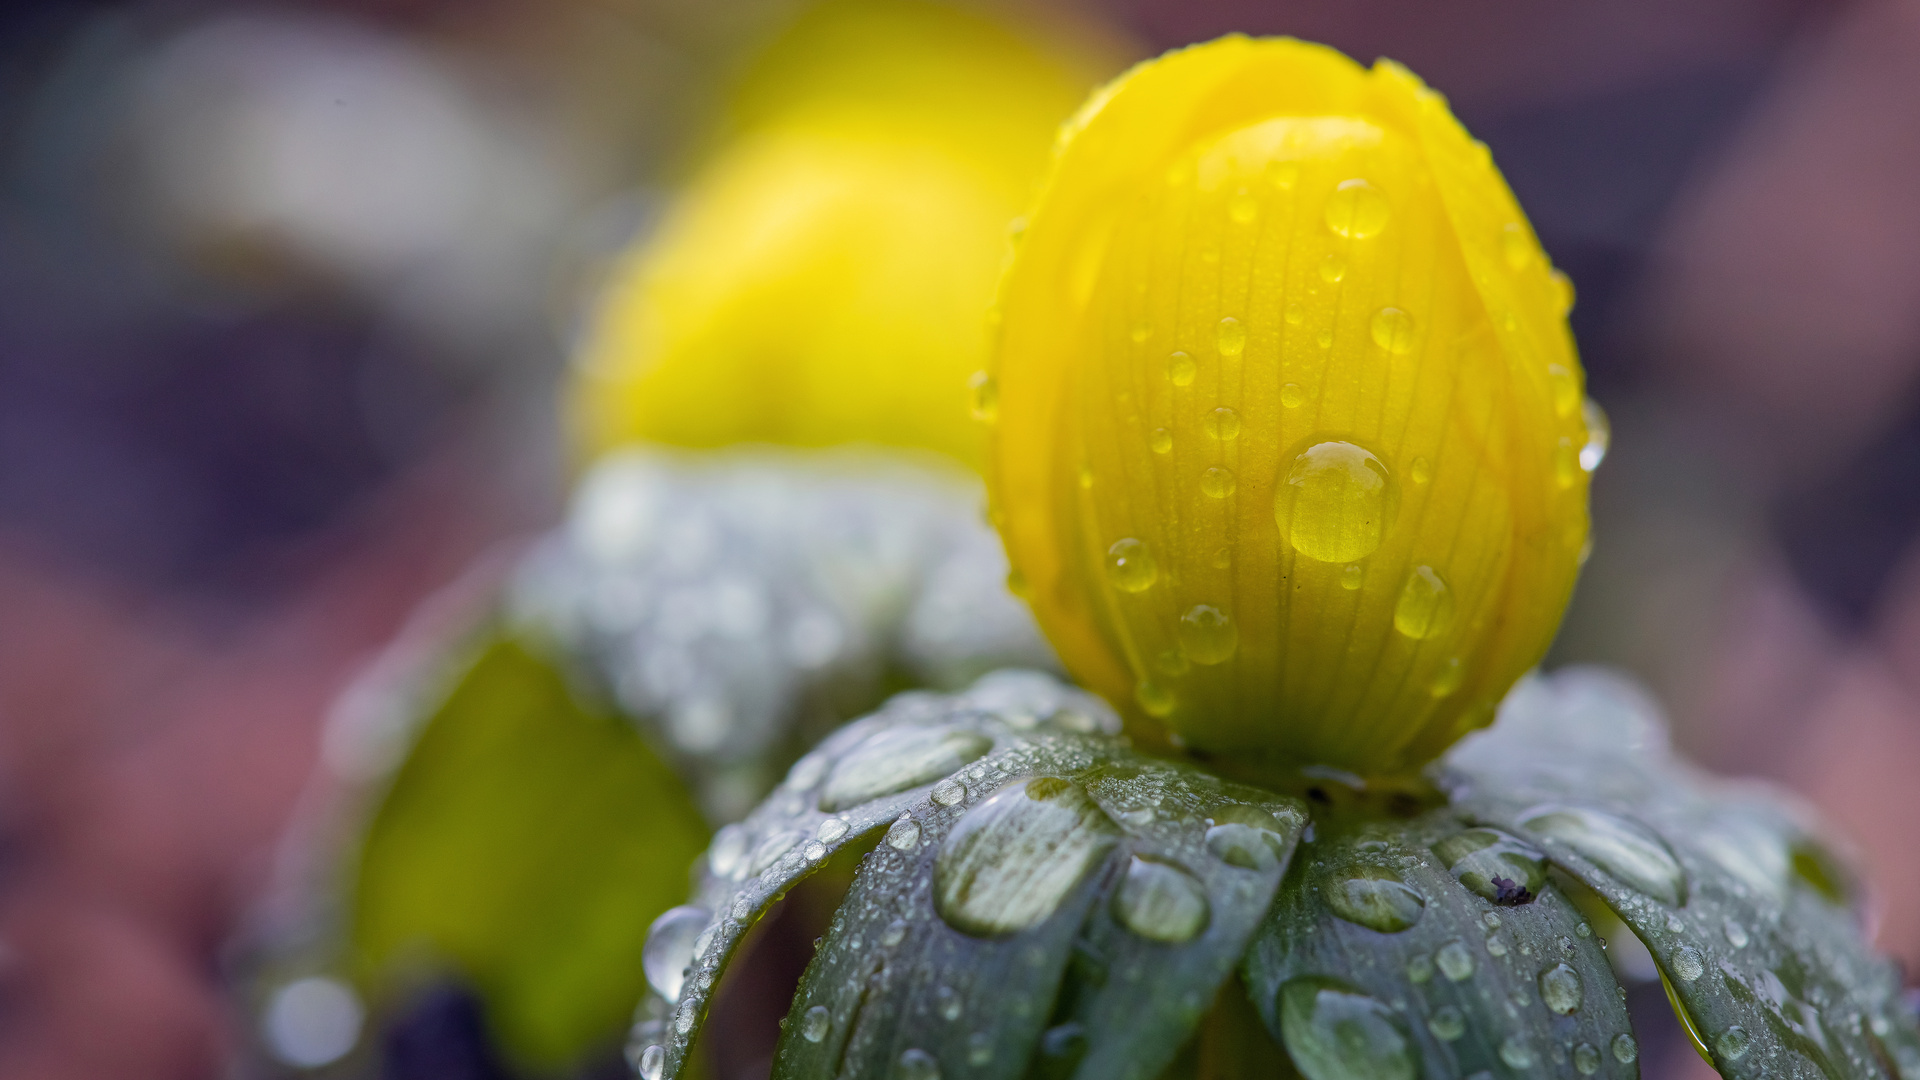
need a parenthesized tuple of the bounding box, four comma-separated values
(1443, 668, 1920, 1080)
(351, 636, 711, 1070)
(631, 671, 1306, 1080)
(1243, 810, 1635, 1080)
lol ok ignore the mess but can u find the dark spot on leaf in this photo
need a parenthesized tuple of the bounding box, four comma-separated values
(1307, 787, 1331, 805)
(1490, 875, 1535, 906)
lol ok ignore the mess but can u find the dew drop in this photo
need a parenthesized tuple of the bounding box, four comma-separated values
(1217, 317, 1246, 356)
(1205, 805, 1293, 871)
(1410, 456, 1431, 484)
(817, 817, 849, 843)
(1546, 363, 1579, 418)
(1581, 398, 1610, 472)
(886, 816, 922, 851)
(750, 830, 803, 874)
(804, 841, 828, 862)
(1541, 963, 1584, 1015)
(1107, 538, 1158, 593)
(1229, 193, 1259, 224)
(1724, 919, 1749, 949)
(1671, 945, 1705, 982)
(1276, 441, 1397, 562)
(1573, 1042, 1600, 1075)
(1279, 977, 1416, 1080)
(1150, 428, 1173, 454)
(933, 776, 1121, 937)
(639, 1044, 666, 1080)
(1282, 382, 1306, 408)
(1205, 407, 1241, 441)
(820, 726, 993, 811)
(1320, 255, 1348, 283)
(932, 779, 966, 807)
(1519, 805, 1686, 906)
(709, 825, 749, 879)
(1501, 223, 1532, 270)
(1428, 657, 1464, 698)
(898, 1047, 940, 1080)
(643, 906, 708, 1002)
(1436, 940, 1475, 982)
(1370, 308, 1417, 354)
(1499, 1037, 1536, 1069)
(1325, 866, 1425, 933)
(1177, 605, 1238, 664)
(1324, 179, 1390, 239)
(1486, 935, 1508, 957)
(1612, 1033, 1638, 1064)
(801, 1005, 830, 1043)
(1340, 564, 1364, 590)
(1113, 856, 1211, 943)
(1167, 351, 1197, 387)
(969, 372, 998, 422)
(1717, 1025, 1751, 1062)
(1393, 566, 1455, 640)
(1433, 828, 1546, 905)
(1406, 954, 1433, 983)
(1136, 680, 1176, 717)
(1427, 1005, 1465, 1041)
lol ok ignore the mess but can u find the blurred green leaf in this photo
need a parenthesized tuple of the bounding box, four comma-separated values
(352, 636, 710, 1069)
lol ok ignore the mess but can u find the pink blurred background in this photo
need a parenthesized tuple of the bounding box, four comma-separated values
(1, 0, 1916, 1076)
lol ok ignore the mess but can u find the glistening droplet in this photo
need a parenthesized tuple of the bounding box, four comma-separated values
(1324, 179, 1390, 239)
(1325, 866, 1425, 933)
(1107, 539, 1158, 593)
(1717, 1026, 1751, 1062)
(1205, 805, 1293, 871)
(1519, 804, 1687, 906)
(1205, 407, 1241, 440)
(1320, 255, 1348, 283)
(1201, 467, 1236, 498)
(933, 777, 1120, 937)
(1370, 308, 1417, 354)
(1217, 317, 1246, 356)
(1427, 1006, 1465, 1041)
(1112, 856, 1210, 943)
(1436, 940, 1474, 982)
(1393, 566, 1455, 640)
(820, 725, 993, 811)
(1276, 440, 1397, 562)
(1573, 1042, 1601, 1075)
(642, 905, 708, 1002)
(1279, 977, 1415, 1080)
(639, 1044, 665, 1080)
(1540, 963, 1584, 1014)
(886, 816, 921, 850)
(1177, 605, 1237, 665)
(1581, 397, 1610, 472)
(1167, 351, 1197, 387)
(1612, 1033, 1638, 1064)
(801, 1005, 830, 1043)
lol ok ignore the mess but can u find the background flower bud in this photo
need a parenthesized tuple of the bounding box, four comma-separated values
(987, 36, 1594, 775)
(569, 0, 1113, 470)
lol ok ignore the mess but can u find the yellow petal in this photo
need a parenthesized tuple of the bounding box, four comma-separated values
(987, 36, 1591, 777)
(569, 0, 1112, 470)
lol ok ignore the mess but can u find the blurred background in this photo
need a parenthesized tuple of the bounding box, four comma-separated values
(2, 0, 1918, 1077)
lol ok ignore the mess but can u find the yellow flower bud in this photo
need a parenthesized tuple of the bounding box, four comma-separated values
(569, 0, 1111, 469)
(986, 36, 1593, 777)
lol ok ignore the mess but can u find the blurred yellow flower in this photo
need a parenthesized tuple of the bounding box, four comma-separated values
(571, 0, 1113, 469)
(987, 36, 1595, 778)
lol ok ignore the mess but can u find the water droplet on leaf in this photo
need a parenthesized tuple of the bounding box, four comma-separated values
(933, 777, 1120, 937)
(1280, 977, 1415, 1080)
(1540, 963, 1584, 1014)
(820, 726, 992, 811)
(1519, 805, 1686, 906)
(1112, 856, 1210, 943)
(643, 906, 708, 1002)
(1325, 866, 1426, 933)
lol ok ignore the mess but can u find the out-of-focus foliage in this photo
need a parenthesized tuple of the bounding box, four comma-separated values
(570, 0, 1118, 469)
(986, 36, 1592, 778)
(351, 638, 709, 1069)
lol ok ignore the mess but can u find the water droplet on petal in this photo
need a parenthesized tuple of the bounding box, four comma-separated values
(1541, 963, 1584, 1014)
(1325, 866, 1425, 933)
(886, 816, 922, 851)
(1724, 919, 1749, 949)
(801, 1005, 830, 1043)
(1177, 605, 1237, 664)
(1519, 805, 1687, 906)
(1717, 1025, 1751, 1061)
(1393, 566, 1455, 640)
(1573, 1042, 1601, 1075)
(1556, 437, 1580, 489)
(969, 372, 999, 422)
(1320, 255, 1348, 283)
(1324, 179, 1390, 239)
(1581, 398, 1610, 471)
(932, 779, 966, 806)
(1107, 538, 1158, 593)
(1276, 441, 1397, 562)
(1150, 427, 1173, 454)
(933, 776, 1121, 937)
(1409, 456, 1431, 484)
(1285, 303, 1305, 326)
(1136, 680, 1175, 717)
(1612, 1033, 1639, 1064)
(898, 1047, 941, 1080)
(1671, 945, 1705, 982)
(1279, 977, 1415, 1080)
(820, 726, 993, 811)
(1201, 467, 1236, 498)
(1217, 317, 1246, 356)
(1113, 856, 1210, 943)
(816, 817, 849, 844)
(1428, 657, 1464, 698)
(1205, 805, 1292, 871)
(638, 1044, 666, 1080)
(1167, 351, 1196, 386)
(1436, 940, 1475, 982)
(1341, 564, 1364, 590)
(1433, 828, 1546, 905)
(1282, 382, 1306, 408)
(1205, 407, 1241, 440)
(1370, 308, 1417, 354)
(1427, 1005, 1465, 1041)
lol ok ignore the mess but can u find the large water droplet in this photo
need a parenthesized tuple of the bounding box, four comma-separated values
(1107, 539, 1158, 593)
(1279, 977, 1416, 1080)
(1393, 566, 1455, 640)
(1276, 441, 1397, 562)
(934, 776, 1120, 937)
(1519, 805, 1687, 906)
(1580, 398, 1609, 471)
(1370, 308, 1417, 354)
(1324, 865, 1425, 933)
(1113, 856, 1210, 943)
(1670, 945, 1705, 982)
(642, 904, 709, 1002)
(1167, 351, 1197, 386)
(708, 825, 749, 879)
(1435, 939, 1475, 982)
(1201, 467, 1237, 499)
(886, 815, 922, 851)
(801, 1005, 830, 1043)
(1177, 605, 1238, 665)
(1205, 805, 1293, 871)
(1205, 407, 1241, 441)
(1324, 179, 1390, 239)
(1217, 317, 1246, 356)
(1427, 1006, 1465, 1041)
(820, 726, 993, 811)
(898, 1047, 940, 1080)
(1540, 963, 1584, 1015)
(1433, 828, 1546, 905)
